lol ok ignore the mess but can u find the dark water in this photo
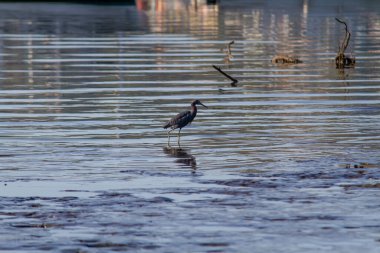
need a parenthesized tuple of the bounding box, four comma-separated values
(0, 0, 380, 252)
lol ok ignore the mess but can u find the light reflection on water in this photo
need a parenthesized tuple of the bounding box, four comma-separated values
(0, 0, 380, 252)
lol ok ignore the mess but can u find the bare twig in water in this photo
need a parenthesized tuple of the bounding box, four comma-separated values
(335, 18, 355, 68)
(227, 40, 234, 58)
(212, 65, 238, 86)
(336, 18, 350, 53)
(272, 54, 302, 64)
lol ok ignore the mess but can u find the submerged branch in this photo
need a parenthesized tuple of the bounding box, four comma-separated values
(335, 18, 355, 68)
(212, 65, 238, 86)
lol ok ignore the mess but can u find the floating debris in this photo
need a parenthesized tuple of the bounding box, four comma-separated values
(11, 223, 58, 229)
(344, 162, 372, 169)
(272, 54, 302, 64)
(344, 183, 380, 189)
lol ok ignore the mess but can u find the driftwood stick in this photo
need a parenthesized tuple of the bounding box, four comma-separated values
(212, 65, 238, 86)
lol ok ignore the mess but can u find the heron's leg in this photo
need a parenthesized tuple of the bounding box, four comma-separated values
(177, 128, 181, 145)
(167, 129, 174, 144)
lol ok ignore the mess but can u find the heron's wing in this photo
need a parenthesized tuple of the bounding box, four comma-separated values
(175, 110, 192, 127)
(164, 110, 191, 129)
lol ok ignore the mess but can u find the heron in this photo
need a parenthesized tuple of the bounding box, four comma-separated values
(163, 100, 208, 144)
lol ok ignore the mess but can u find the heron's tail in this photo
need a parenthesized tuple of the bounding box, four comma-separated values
(163, 122, 170, 129)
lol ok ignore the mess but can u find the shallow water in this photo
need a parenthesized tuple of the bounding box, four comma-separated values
(0, 0, 380, 252)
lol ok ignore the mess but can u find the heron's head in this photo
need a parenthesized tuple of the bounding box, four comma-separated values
(192, 99, 208, 109)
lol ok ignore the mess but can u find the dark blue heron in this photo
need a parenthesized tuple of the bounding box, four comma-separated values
(163, 100, 208, 143)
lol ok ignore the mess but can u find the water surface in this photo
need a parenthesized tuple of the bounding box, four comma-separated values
(0, 1, 380, 252)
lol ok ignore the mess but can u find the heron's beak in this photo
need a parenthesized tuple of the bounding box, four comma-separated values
(199, 102, 208, 109)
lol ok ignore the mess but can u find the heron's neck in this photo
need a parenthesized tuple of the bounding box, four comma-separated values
(191, 104, 197, 114)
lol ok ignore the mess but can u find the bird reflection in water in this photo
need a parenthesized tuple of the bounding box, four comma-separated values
(163, 145, 197, 172)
